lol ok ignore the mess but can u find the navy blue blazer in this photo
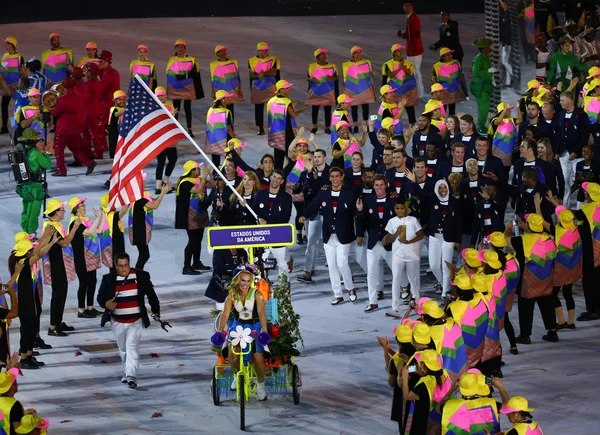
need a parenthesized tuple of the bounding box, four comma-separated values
(302, 186, 356, 244)
(426, 198, 462, 243)
(252, 189, 292, 224)
(356, 195, 396, 250)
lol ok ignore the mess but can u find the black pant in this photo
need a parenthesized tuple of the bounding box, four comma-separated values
(1, 95, 10, 129)
(518, 295, 556, 337)
(553, 284, 575, 310)
(173, 99, 192, 128)
(184, 229, 204, 266)
(293, 201, 304, 234)
(581, 265, 600, 312)
(311, 105, 332, 126)
(19, 316, 37, 354)
(156, 148, 178, 181)
(255, 103, 265, 127)
(445, 104, 456, 116)
(504, 311, 517, 348)
(50, 277, 68, 327)
(351, 104, 370, 122)
(35, 289, 42, 336)
(405, 106, 416, 124)
(227, 103, 235, 126)
(212, 154, 221, 167)
(76, 269, 97, 309)
(274, 149, 286, 170)
(136, 244, 150, 270)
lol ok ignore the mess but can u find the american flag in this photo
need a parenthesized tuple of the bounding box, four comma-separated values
(108, 77, 186, 210)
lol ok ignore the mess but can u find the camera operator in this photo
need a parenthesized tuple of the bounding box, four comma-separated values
(14, 128, 53, 236)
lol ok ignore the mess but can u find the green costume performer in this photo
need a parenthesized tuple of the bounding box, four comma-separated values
(16, 129, 51, 236)
(548, 35, 588, 91)
(470, 38, 495, 134)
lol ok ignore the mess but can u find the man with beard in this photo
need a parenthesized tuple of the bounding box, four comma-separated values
(41, 33, 73, 85)
(410, 113, 441, 159)
(405, 158, 435, 232)
(470, 182, 505, 247)
(518, 101, 556, 150)
(453, 114, 479, 158)
(386, 148, 410, 196)
(424, 142, 450, 180)
(512, 138, 557, 196)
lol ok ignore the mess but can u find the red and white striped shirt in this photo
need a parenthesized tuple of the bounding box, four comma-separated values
(113, 270, 141, 323)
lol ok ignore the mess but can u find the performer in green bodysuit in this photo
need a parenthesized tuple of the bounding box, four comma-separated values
(470, 38, 497, 134)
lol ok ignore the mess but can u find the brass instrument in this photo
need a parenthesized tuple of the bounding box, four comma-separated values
(41, 83, 65, 110)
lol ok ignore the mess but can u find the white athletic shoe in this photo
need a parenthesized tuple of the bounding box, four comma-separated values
(231, 374, 237, 391)
(255, 381, 267, 401)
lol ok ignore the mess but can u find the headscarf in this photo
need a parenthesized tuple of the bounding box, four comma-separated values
(434, 179, 449, 204)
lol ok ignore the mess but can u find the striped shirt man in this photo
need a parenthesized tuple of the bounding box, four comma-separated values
(114, 270, 141, 323)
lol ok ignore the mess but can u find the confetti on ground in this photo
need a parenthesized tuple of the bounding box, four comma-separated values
(150, 353, 160, 358)
(60, 420, 73, 424)
(151, 412, 163, 419)
(75, 351, 82, 356)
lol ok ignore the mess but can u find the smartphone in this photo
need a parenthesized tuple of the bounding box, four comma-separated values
(409, 299, 416, 308)
(485, 376, 492, 385)
(370, 114, 378, 121)
(408, 365, 417, 373)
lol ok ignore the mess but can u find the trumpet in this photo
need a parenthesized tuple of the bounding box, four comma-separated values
(41, 83, 65, 110)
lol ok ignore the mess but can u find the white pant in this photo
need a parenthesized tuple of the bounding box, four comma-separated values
(324, 235, 354, 298)
(366, 242, 392, 304)
(407, 54, 424, 98)
(501, 45, 513, 85)
(112, 318, 143, 379)
(270, 246, 290, 277)
(392, 260, 421, 311)
(304, 215, 323, 273)
(355, 236, 368, 274)
(560, 152, 583, 207)
(428, 234, 455, 297)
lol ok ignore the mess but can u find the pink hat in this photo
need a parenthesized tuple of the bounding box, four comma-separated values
(85, 42, 97, 50)
(416, 297, 432, 315)
(27, 88, 41, 97)
(137, 44, 148, 51)
(335, 121, 352, 131)
(49, 33, 60, 41)
(555, 205, 567, 215)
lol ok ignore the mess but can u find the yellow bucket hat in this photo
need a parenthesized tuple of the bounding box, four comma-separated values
(471, 273, 491, 293)
(43, 198, 66, 215)
(182, 160, 201, 176)
(15, 414, 50, 434)
(583, 182, 600, 202)
(490, 231, 507, 248)
(412, 323, 431, 345)
(380, 84, 394, 96)
(0, 369, 20, 394)
(14, 240, 33, 257)
(455, 274, 474, 291)
(459, 372, 490, 397)
(68, 196, 87, 212)
(395, 324, 413, 343)
(483, 250, 502, 269)
(462, 248, 482, 268)
(527, 213, 544, 233)
(500, 396, 535, 414)
(421, 300, 445, 319)
(419, 349, 442, 371)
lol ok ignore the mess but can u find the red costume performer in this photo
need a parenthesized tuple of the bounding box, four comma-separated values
(50, 77, 96, 176)
(83, 62, 105, 158)
(97, 50, 121, 158)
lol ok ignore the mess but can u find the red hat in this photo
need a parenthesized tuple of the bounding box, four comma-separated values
(71, 67, 84, 79)
(86, 63, 99, 75)
(99, 50, 113, 63)
(62, 77, 77, 89)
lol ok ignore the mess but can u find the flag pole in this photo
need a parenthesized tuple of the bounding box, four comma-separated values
(134, 75, 259, 221)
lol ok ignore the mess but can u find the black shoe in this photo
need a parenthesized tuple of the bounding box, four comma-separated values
(0, 127, 8, 134)
(32, 351, 40, 356)
(509, 347, 519, 355)
(86, 161, 97, 175)
(34, 338, 52, 349)
(48, 327, 67, 337)
(257, 126, 265, 136)
(182, 266, 201, 275)
(68, 161, 83, 167)
(353, 126, 359, 134)
(297, 273, 313, 284)
(191, 262, 211, 271)
(310, 127, 318, 134)
(89, 308, 103, 317)
(104, 179, 110, 189)
(127, 377, 137, 389)
(364, 304, 379, 312)
(31, 356, 45, 367)
(577, 311, 600, 321)
(542, 331, 559, 342)
(324, 127, 332, 134)
(515, 335, 531, 345)
(155, 188, 161, 195)
(60, 322, 75, 332)
(20, 358, 39, 370)
(187, 129, 195, 138)
(296, 234, 304, 245)
(377, 291, 384, 300)
(78, 310, 95, 319)
(52, 172, 67, 177)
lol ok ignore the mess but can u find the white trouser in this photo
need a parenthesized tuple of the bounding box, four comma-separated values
(456, 234, 472, 267)
(270, 247, 290, 277)
(304, 215, 323, 273)
(407, 54, 424, 98)
(501, 45, 513, 84)
(323, 234, 354, 298)
(577, 200, 584, 210)
(560, 152, 583, 207)
(355, 235, 368, 274)
(428, 234, 455, 297)
(366, 242, 392, 304)
(112, 318, 143, 379)
(392, 260, 421, 311)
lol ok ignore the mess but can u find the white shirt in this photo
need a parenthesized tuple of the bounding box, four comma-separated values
(385, 216, 422, 262)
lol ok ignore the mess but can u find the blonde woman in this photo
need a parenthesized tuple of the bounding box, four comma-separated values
(229, 171, 261, 225)
(537, 137, 564, 200)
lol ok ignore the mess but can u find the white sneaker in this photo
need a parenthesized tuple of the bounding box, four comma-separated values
(231, 374, 237, 391)
(255, 381, 267, 401)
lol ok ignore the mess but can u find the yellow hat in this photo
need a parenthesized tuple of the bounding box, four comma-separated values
(391, 43, 406, 53)
(27, 88, 41, 97)
(395, 324, 413, 343)
(182, 160, 201, 176)
(587, 66, 600, 79)
(335, 120, 352, 131)
(214, 45, 228, 54)
(587, 78, 600, 95)
(4, 36, 17, 47)
(100, 194, 109, 209)
(314, 48, 328, 58)
(439, 47, 455, 57)
(256, 41, 269, 51)
(49, 32, 60, 41)
(431, 83, 445, 93)
(471, 273, 490, 293)
(483, 250, 502, 270)
(14, 232, 32, 244)
(154, 86, 167, 96)
(454, 274, 474, 291)
(497, 102, 514, 112)
(14, 240, 33, 257)
(137, 44, 148, 51)
(337, 94, 353, 104)
(43, 198, 66, 215)
(85, 41, 97, 49)
(381, 118, 399, 130)
(275, 79, 293, 90)
(527, 213, 544, 233)
(422, 300, 445, 319)
(423, 100, 443, 114)
(350, 46, 362, 54)
(174, 39, 186, 47)
(214, 90, 233, 102)
(459, 373, 489, 397)
(113, 90, 126, 100)
(68, 196, 86, 212)
(412, 322, 431, 345)
(0, 369, 20, 394)
(490, 231, 507, 248)
(462, 248, 482, 268)
(583, 182, 600, 202)
(380, 84, 394, 96)
(15, 414, 50, 434)
(419, 349, 442, 371)
(526, 79, 541, 91)
(500, 396, 535, 414)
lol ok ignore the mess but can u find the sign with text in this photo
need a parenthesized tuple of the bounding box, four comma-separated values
(207, 224, 295, 250)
